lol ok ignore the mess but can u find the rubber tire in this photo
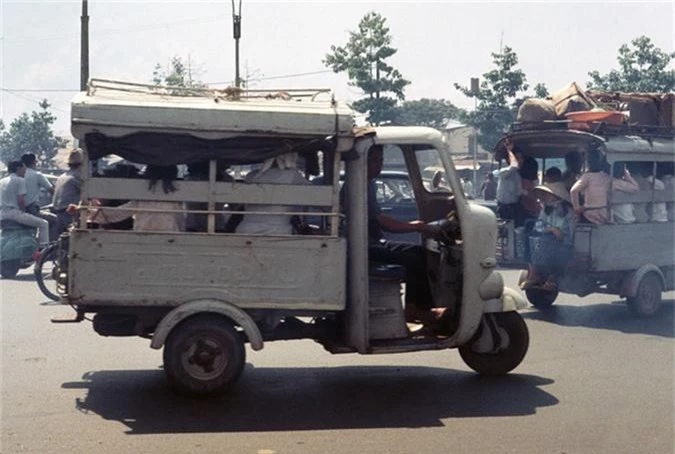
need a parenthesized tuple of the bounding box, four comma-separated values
(459, 312, 529, 376)
(34, 244, 59, 301)
(163, 315, 245, 396)
(627, 272, 662, 317)
(525, 288, 559, 308)
(0, 260, 21, 278)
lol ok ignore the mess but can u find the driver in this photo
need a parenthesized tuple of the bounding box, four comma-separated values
(344, 145, 446, 328)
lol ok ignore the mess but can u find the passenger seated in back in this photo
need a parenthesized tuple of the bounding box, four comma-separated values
(235, 152, 310, 235)
(610, 163, 640, 224)
(571, 148, 637, 224)
(658, 162, 674, 221)
(69, 165, 185, 232)
(641, 163, 668, 223)
(184, 161, 233, 232)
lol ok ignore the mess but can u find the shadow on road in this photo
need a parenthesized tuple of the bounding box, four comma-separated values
(522, 299, 674, 338)
(62, 366, 557, 434)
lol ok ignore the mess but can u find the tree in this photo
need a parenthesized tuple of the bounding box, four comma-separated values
(152, 55, 206, 89)
(393, 98, 464, 128)
(454, 46, 529, 151)
(587, 36, 675, 92)
(324, 12, 410, 125)
(0, 100, 67, 168)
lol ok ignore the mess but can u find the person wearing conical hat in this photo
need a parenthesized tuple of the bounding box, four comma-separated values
(521, 182, 574, 292)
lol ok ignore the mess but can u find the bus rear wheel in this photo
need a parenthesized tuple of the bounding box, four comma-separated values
(627, 272, 662, 317)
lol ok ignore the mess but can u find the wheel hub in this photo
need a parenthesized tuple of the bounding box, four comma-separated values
(183, 337, 227, 378)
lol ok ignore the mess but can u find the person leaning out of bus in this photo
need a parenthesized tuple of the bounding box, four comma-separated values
(494, 138, 523, 224)
(521, 182, 574, 292)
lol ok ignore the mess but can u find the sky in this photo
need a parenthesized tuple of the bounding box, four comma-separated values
(1, 0, 673, 135)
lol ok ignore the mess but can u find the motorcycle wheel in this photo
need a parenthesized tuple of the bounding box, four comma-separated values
(1, 259, 21, 279)
(34, 244, 60, 301)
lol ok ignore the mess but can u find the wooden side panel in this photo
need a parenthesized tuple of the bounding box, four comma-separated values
(68, 230, 346, 310)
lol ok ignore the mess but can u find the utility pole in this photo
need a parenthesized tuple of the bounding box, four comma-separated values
(231, 0, 242, 88)
(80, 0, 89, 91)
(470, 77, 480, 196)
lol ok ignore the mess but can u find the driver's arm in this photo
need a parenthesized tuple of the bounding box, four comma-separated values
(377, 213, 434, 235)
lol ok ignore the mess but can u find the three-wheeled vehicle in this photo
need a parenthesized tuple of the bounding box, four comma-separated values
(493, 123, 674, 317)
(55, 79, 529, 395)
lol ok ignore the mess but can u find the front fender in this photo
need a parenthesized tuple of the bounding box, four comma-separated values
(150, 299, 264, 351)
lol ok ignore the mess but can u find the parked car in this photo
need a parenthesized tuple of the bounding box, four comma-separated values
(310, 170, 421, 243)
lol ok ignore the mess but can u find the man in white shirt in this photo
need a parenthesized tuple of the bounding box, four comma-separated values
(647, 175, 668, 222)
(494, 138, 523, 224)
(20, 153, 54, 215)
(0, 160, 50, 246)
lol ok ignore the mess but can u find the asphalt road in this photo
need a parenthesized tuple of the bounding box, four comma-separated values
(1, 269, 673, 454)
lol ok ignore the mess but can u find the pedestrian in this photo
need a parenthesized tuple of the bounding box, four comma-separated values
(480, 172, 497, 201)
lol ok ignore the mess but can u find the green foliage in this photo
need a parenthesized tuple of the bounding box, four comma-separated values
(0, 100, 67, 168)
(587, 36, 675, 92)
(152, 56, 206, 89)
(393, 98, 465, 128)
(454, 46, 529, 151)
(533, 83, 549, 98)
(324, 12, 410, 125)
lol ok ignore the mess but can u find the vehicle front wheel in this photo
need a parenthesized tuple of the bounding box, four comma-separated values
(459, 312, 529, 376)
(627, 272, 662, 317)
(1, 260, 21, 278)
(163, 315, 245, 396)
(525, 288, 558, 308)
(34, 244, 60, 301)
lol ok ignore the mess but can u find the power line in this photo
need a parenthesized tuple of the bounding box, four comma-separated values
(1, 89, 69, 113)
(0, 69, 337, 92)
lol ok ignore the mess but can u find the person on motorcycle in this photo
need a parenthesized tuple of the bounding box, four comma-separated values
(20, 153, 54, 216)
(51, 149, 84, 237)
(0, 160, 50, 248)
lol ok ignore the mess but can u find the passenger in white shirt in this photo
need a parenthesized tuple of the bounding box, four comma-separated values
(236, 152, 310, 235)
(646, 175, 668, 222)
(611, 164, 640, 224)
(20, 153, 53, 214)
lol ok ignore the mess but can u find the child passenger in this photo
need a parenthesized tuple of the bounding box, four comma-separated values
(521, 182, 573, 291)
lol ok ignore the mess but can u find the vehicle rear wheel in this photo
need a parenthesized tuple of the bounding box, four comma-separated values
(1, 259, 21, 279)
(525, 288, 558, 308)
(163, 315, 245, 396)
(34, 244, 59, 301)
(459, 312, 529, 375)
(627, 272, 662, 317)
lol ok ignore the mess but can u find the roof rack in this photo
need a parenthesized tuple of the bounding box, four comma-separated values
(86, 78, 335, 104)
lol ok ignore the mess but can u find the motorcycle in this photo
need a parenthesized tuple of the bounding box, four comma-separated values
(0, 220, 38, 279)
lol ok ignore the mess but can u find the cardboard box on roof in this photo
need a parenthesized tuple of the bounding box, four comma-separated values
(551, 82, 596, 118)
